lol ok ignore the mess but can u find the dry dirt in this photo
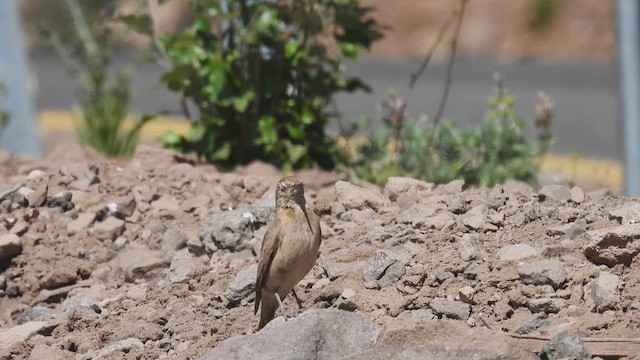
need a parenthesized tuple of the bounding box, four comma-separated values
(0, 144, 639, 359)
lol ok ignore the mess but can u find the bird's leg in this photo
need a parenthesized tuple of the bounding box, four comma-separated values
(274, 292, 289, 320)
(291, 289, 305, 311)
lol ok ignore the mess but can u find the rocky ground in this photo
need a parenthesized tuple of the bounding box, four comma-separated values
(0, 144, 639, 359)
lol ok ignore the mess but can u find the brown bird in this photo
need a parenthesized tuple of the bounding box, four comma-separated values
(254, 176, 321, 330)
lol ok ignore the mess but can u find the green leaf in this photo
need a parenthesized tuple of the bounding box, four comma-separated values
(202, 59, 227, 99)
(258, 116, 278, 145)
(231, 90, 254, 112)
(285, 123, 304, 140)
(211, 141, 231, 160)
(159, 131, 184, 147)
(338, 41, 359, 59)
(285, 141, 307, 164)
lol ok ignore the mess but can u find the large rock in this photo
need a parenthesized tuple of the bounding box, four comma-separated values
(0, 321, 48, 351)
(199, 205, 273, 252)
(363, 250, 396, 282)
(583, 224, 640, 266)
(374, 319, 538, 360)
(429, 298, 471, 320)
(583, 272, 621, 311)
(539, 332, 590, 360)
(93, 217, 126, 241)
(539, 184, 571, 203)
(197, 310, 381, 360)
(608, 203, 640, 225)
(518, 260, 566, 289)
(224, 264, 258, 304)
(383, 177, 434, 203)
(497, 243, 539, 261)
(0, 233, 22, 262)
(335, 181, 389, 211)
(167, 250, 208, 283)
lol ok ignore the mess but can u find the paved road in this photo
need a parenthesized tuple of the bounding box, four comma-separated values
(30, 50, 620, 159)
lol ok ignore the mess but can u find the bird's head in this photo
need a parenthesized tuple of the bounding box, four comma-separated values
(275, 176, 305, 209)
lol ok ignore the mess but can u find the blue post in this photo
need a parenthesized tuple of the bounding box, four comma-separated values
(0, 0, 42, 157)
(618, 0, 640, 196)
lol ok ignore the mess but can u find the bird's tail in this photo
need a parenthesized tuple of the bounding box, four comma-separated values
(258, 292, 278, 330)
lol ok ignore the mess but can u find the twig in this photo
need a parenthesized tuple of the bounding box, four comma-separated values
(431, 0, 468, 129)
(402, 9, 458, 105)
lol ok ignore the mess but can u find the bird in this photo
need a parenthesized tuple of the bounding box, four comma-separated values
(254, 176, 322, 330)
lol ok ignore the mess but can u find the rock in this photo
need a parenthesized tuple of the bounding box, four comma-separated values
(66, 212, 96, 236)
(93, 216, 125, 241)
(84, 338, 145, 360)
(423, 212, 456, 231)
(547, 223, 573, 236)
(497, 243, 539, 261)
(40, 267, 78, 289)
(377, 261, 405, 288)
(16, 307, 65, 324)
(561, 219, 587, 240)
(29, 344, 70, 360)
(60, 295, 101, 318)
(376, 319, 538, 360)
(0, 321, 48, 351)
(224, 264, 258, 304)
(180, 195, 211, 213)
(528, 298, 565, 314)
(435, 271, 455, 283)
(609, 204, 640, 225)
(126, 284, 148, 301)
(583, 224, 640, 266)
(570, 186, 585, 203)
(462, 205, 487, 230)
(68, 171, 99, 191)
(151, 195, 180, 211)
(363, 250, 396, 282)
(9, 221, 28, 236)
(429, 298, 471, 320)
(162, 227, 188, 253)
(186, 230, 205, 254)
(197, 310, 381, 360)
(334, 181, 389, 211)
(583, 272, 621, 311)
(26, 169, 47, 181)
(0, 233, 22, 262)
(408, 309, 437, 322)
(518, 260, 566, 289)
(458, 286, 476, 304)
(457, 234, 481, 261)
(199, 205, 273, 252)
(107, 196, 136, 219)
(167, 250, 208, 283)
(27, 184, 48, 207)
(539, 184, 571, 203)
(112, 248, 167, 282)
(515, 313, 551, 335)
(434, 179, 465, 194)
(539, 332, 590, 360)
(46, 192, 74, 211)
(383, 177, 434, 202)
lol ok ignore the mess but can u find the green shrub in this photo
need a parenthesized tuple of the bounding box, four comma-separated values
(43, 0, 153, 157)
(344, 74, 555, 187)
(125, 0, 382, 171)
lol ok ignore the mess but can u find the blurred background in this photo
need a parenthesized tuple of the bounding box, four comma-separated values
(0, 0, 627, 193)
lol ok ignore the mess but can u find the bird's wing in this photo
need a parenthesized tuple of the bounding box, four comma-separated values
(254, 213, 283, 314)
